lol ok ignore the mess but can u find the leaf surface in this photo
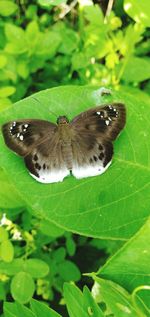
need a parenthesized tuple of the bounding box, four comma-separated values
(0, 86, 149, 239)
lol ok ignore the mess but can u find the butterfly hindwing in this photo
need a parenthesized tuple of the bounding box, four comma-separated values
(24, 133, 70, 183)
(71, 138, 113, 179)
(2, 119, 57, 156)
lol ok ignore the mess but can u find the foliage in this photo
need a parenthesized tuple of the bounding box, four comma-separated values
(0, 0, 150, 110)
(0, 0, 150, 317)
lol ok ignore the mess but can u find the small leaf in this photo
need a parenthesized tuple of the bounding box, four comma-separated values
(83, 286, 104, 316)
(83, 4, 104, 26)
(124, 0, 150, 27)
(0, 1, 18, 17)
(24, 259, 49, 278)
(0, 55, 7, 69)
(4, 302, 36, 317)
(122, 57, 150, 82)
(30, 298, 62, 317)
(5, 24, 27, 54)
(0, 259, 24, 275)
(66, 235, 76, 256)
(58, 260, 81, 282)
(63, 283, 88, 317)
(0, 227, 8, 243)
(38, 0, 67, 6)
(0, 86, 16, 98)
(0, 240, 14, 262)
(39, 219, 64, 237)
(53, 247, 66, 263)
(11, 271, 35, 304)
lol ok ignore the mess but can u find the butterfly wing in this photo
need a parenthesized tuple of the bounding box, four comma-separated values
(2, 119, 70, 183)
(71, 103, 126, 140)
(2, 119, 57, 156)
(24, 136, 70, 183)
(71, 103, 126, 179)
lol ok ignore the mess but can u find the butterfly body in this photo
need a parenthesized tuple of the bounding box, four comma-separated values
(2, 103, 126, 183)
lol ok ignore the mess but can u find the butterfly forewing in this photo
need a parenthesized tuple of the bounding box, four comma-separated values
(2, 119, 57, 156)
(71, 103, 126, 141)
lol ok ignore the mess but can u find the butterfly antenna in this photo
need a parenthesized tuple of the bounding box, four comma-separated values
(31, 96, 58, 118)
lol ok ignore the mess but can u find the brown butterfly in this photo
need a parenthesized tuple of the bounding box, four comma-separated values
(2, 103, 126, 183)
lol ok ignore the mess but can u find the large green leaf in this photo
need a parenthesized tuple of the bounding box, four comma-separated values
(0, 169, 23, 209)
(92, 277, 144, 317)
(0, 86, 149, 239)
(97, 217, 150, 310)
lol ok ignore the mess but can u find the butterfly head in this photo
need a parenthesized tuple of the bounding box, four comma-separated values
(57, 116, 69, 125)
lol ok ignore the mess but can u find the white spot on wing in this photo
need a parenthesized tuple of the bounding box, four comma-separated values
(30, 168, 70, 184)
(72, 161, 111, 179)
(19, 135, 24, 141)
(105, 120, 109, 125)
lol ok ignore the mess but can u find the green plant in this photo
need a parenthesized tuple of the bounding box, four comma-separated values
(0, 0, 150, 316)
(0, 85, 150, 315)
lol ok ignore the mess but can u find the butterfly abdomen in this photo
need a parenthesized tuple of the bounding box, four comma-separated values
(61, 142, 73, 170)
(57, 124, 74, 170)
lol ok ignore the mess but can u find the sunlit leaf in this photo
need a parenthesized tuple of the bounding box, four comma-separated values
(0, 86, 149, 240)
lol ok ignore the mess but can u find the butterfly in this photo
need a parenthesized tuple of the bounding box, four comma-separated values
(2, 103, 126, 184)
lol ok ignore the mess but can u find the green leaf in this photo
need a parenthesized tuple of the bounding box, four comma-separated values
(63, 283, 88, 317)
(0, 1, 18, 17)
(0, 258, 48, 278)
(0, 55, 7, 69)
(0, 86, 16, 98)
(98, 217, 150, 309)
(11, 271, 35, 304)
(53, 247, 66, 263)
(17, 61, 29, 79)
(30, 298, 62, 317)
(5, 24, 27, 54)
(0, 169, 24, 209)
(40, 219, 64, 237)
(4, 302, 36, 317)
(0, 282, 6, 300)
(0, 86, 150, 239)
(0, 239, 14, 262)
(0, 259, 24, 276)
(83, 286, 104, 316)
(35, 31, 61, 58)
(23, 259, 49, 278)
(38, 0, 67, 6)
(124, 0, 150, 27)
(83, 4, 104, 26)
(58, 29, 79, 55)
(58, 260, 81, 282)
(66, 234, 76, 256)
(0, 227, 8, 242)
(92, 277, 141, 317)
(122, 57, 150, 82)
